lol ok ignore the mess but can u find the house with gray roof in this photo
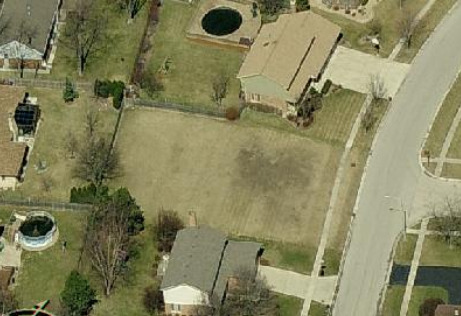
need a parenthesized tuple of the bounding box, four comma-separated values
(160, 226, 263, 316)
(0, 0, 63, 71)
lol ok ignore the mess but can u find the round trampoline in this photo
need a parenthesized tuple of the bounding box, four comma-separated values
(201, 7, 243, 36)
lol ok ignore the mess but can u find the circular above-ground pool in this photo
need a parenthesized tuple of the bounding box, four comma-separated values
(18, 211, 57, 251)
(201, 7, 243, 36)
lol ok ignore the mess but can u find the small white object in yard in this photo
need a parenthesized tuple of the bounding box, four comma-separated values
(371, 38, 380, 46)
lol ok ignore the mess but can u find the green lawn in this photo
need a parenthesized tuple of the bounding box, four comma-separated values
(381, 285, 405, 316)
(441, 163, 461, 179)
(1, 88, 118, 202)
(323, 248, 341, 276)
(49, 3, 148, 82)
(394, 234, 417, 265)
(147, 0, 243, 108)
(234, 236, 315, 274)
(420, 235, 461, 267)
(240, 89, 365, 146)
(277, 294, 304, 316)
(309, 301, 328, 316)
(424, 73, 461, 158)
(395, 0, 458, 63)
(15, 211, 88, 312)
(408, 286, 448, 316)
(313, 0, 427, 58)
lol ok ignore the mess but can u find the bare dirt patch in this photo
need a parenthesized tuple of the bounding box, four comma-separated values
(115, 107, 340, 244)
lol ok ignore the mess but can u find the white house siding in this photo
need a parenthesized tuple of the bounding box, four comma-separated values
(0, 176, 18, 190)
(162, 285, 208, 306)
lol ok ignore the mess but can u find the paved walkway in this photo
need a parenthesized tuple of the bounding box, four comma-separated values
(399, 218, 429, 316)
(434, 106, 461, 176)
(260, 266, 337, 304)
(430, 157, 461, 164)
(301, 95, 372, 315)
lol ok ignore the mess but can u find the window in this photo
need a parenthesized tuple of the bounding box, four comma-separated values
(171, 304, 181, 312)
(251, 93, 261, 102)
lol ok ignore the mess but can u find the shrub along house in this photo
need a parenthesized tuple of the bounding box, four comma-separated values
(160, 225, 263, 315)
(0, 0, 63, 71)
(237, 11, 341, 116)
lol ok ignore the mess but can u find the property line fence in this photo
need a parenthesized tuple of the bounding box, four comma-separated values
(1, 78, 94, 92)
(0, 198, 91, 212)
(127, 97, 227, 118)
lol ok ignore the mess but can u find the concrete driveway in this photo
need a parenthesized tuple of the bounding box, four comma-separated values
(259, 265, 337, 304)
(319, 46, 410, 97)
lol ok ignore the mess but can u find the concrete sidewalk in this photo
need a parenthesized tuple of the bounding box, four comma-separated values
(260, 266, 337, 304)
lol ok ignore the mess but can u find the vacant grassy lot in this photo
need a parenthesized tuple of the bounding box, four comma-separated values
(116, 107, 340, 246)
(147, 0, 243, 108)
(420, 235, 461, 267)
(396, 0, 458, 63)
(381, 285, 405, 316)
(313, 0, 427, 58)
(49, 2, 147, 82)
(441, 163, 461, 179)
(2, 88, 118, 201)
(394, 234, 418, 265)
(408, 286, 448, 316)
(241, 89, 365, 146)
(424, 73, 461, 159)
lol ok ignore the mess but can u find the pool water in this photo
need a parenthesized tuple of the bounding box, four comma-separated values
(201, 7, 243, 36)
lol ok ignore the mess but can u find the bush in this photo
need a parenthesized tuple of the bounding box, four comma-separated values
(419, 298, 444, 316)
(225, 106, 240, 121)
(296, 0, 310, 12)
(61, 270, 96, 316)
(154, 209, 184, 253)
(94, 79, 125, 109)
(321, 79, 333, 95)
(63, 78, 79, 102)
(143, 285, 164, 314)
(70, 183, 109, 204)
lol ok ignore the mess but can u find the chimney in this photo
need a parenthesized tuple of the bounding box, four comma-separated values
(8, 113, 18, 142)
(162, 254, 170, 275)
(189, 211, 197, 227)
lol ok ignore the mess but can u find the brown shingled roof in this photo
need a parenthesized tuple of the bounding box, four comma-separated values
(237, 11, 341, 98)
(435, 304, 461, 316)
(0, 86, 28, 177)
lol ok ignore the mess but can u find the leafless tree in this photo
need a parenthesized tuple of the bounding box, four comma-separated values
(154, 209, 184, 253)
(397, 8, 417, 48)
(0, 288, 18, 314)
(86, 198, 130, 296)
(14, 20, 38, 78)
(431, 198, 461, 248)
(85, 109, 100, 138)
(64, 0, 107, 76)
(0, 18, 10, 36)
(41, 175, 53, 192)
(369, 73, 387, 100)
(74, 135, 120, 186)
(194, 267, 278, 316)
(64, 130, 79, 159)
(211, 73, 230, 107)
(115, 0, 148, 19)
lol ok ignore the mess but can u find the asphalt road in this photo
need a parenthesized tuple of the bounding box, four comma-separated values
(332, 3, 461, 316)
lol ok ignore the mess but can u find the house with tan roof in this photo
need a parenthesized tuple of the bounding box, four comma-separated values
(237, 11, 341, 115)
(0, 86, 35, 190)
